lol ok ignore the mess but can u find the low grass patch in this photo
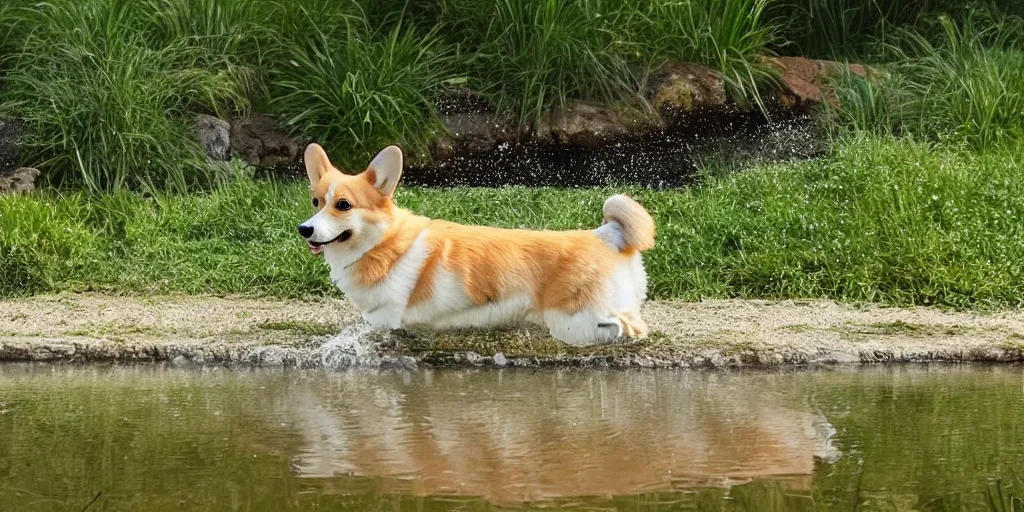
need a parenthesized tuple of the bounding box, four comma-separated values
(3, 136, 1024, 308)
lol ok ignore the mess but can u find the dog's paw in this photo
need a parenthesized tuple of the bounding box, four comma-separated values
(362, 308, 403, 330)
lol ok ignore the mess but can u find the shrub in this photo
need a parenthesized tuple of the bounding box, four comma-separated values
(0, 0, 249, 191)
(269, 8, 455, 169)
(827, 13, 1024, 148)
(441, 0, 638, 124)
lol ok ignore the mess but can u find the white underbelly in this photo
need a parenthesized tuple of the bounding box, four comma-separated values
(405, 294, 535, 329)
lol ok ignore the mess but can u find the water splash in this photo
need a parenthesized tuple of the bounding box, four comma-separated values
(315, 323, 381, 368)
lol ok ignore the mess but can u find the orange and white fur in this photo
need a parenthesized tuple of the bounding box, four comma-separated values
(298, 144, 656, 346)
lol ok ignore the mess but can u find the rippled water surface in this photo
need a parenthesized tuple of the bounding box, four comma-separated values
(1, 365, 1023, 510)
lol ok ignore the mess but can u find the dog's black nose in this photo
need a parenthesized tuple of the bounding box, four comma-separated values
(298, 224, 314, 238)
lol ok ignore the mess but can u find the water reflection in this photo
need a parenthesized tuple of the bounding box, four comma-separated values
(283, 370, 839, 503)
(3, 365, 1024, 511)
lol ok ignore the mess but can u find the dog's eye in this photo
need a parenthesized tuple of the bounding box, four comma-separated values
(336, 199, 352, 211)
(312, 198, 319, 208)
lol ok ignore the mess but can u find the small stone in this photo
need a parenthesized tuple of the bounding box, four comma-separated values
(231, 114, 302, 170)
(648, 62, 727, 114)
(537, 101, 627, 148)
(193, 114, 231, 161)
(430, 134, 455, 161)
(171, 355, 190, 367)
(0, 167, 39, 195)
(813, 351, 860, 364)
(492, 352, 507, 367)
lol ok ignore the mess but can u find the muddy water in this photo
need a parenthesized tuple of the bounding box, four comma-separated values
(0, 366, 1022, 511)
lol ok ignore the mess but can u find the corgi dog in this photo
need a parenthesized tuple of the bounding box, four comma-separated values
(297, 144, 656, 346)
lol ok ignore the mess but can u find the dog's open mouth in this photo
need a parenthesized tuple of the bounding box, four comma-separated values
(307, 230, 352, 255)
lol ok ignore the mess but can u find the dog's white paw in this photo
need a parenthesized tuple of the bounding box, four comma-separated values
(362, 307, 403, 330)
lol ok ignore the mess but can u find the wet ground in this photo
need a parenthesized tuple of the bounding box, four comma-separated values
(261, 107, 822, 188)
(406, 108, 822, 188)
(1, 364, 1023, 510)
(403, 109, 819, 189)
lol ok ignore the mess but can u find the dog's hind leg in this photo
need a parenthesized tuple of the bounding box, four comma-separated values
(545, 308, 623, 346)
(614, 311, 648, 339)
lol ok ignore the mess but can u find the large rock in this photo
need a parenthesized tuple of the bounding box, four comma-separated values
(762, 56, 871, 106)
(193, 114, 231, 161)
(0, 167, 39, 195)
(535, 101, 628, 148)
(647, 62, 727, 113)
(230, 114, 302, 169)
(432, 88, 518, 159)
(419, 59, 869, 163)
(439, 111, 517, 155)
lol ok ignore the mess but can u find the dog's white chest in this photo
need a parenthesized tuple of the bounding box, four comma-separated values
(323, 230, 432, 315)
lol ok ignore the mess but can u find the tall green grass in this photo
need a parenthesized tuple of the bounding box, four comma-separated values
(770, 0, 917, 58)
(443, 0, 779, 122)
(442, 0, 639, 123)
(0, 1, 250, 191)
(1, 0, 1023, 190)
(770, 0, 1024, 58)
(827, 12, 1024, 148)
(269, 9, 454, 169)
(891, 14, 1024, 148)
(4, 136, 1024, 308)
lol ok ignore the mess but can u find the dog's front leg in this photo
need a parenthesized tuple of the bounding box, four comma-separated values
(362, 304, 404, 330)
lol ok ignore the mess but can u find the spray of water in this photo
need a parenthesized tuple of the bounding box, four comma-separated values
(314, 323, 381, 369)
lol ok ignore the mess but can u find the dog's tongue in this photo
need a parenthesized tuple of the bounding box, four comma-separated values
(308, 243, 323, 255)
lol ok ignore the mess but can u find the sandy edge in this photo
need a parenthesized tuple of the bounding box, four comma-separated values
(2, 293, 1023, 368)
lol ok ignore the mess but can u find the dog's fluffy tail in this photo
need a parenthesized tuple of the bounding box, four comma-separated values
(599, 194, 655, 253)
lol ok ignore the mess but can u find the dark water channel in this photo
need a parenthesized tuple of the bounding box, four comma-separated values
(265, 108, 821, 188)
(404, 109, 821, 188)
(1, 365, 1023, 511)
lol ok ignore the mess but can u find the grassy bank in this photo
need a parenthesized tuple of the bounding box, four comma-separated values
(3, 136, 1023, 308)
(1, 0, 1023, 190)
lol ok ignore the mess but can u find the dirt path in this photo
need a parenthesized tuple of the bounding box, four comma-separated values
(2, 294, 1023, 368)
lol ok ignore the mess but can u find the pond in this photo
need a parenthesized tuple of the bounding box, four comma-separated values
(1, 364, 1022, 511)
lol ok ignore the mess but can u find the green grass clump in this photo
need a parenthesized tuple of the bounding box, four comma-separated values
(643, 0, 779, 105)
(442, 0, 639, 123)
(827, 13, 1024, 149)
(891, 14, 1024, 148)
(3, 136, 1024, 308)
(0, 1, 251, 191)
(269, 11, 454, 169)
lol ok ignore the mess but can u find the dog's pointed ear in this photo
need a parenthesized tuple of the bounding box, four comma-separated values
(364, 145, 403, 198)
(304, 143, 332, 189)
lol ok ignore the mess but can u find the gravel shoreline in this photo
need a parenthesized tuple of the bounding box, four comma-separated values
(2, 294, 1023, 368)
